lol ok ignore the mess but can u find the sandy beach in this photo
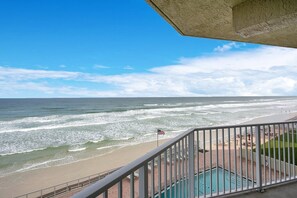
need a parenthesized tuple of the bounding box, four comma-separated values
(1, 112, 297, 198)
(0, 139, 168, 197)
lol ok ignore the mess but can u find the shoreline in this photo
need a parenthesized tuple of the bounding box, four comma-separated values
(242, 112, 297, 124)
(0, 139, 169, 197)
(1, 113, 297, 197)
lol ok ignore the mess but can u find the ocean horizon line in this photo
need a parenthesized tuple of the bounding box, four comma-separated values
(0, 96, 295, 100)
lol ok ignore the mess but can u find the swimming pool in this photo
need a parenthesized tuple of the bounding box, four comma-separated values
(155, 167, 254, 198)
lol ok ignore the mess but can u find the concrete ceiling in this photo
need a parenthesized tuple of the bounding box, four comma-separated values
(146, 0, 297, 48)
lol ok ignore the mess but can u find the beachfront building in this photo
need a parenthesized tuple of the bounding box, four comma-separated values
(17, 1, 296, 198)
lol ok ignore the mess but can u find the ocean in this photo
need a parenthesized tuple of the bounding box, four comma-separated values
(0, 97, 297, 177)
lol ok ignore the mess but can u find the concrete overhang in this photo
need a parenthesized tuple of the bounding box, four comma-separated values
(146, 0, 297, 48)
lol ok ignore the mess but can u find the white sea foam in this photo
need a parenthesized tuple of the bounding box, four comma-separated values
(1, 97, 297, 176)
(68, 147, 87, 152)
(143, 133, 153, 136)
(113, 137, 132, 141)
(143, 102, 203, 108)
(171, 129, 187, 133)
(136, 115, 163, 120)
(16, 157, 72, 173)
(144, 104, 158, 107)
(0, 120, 112, 134)
(89, 139, 103, 143)
(96, 145, 119, 150)
(0, 147, 47, 156)
(0, 99, 293, 134)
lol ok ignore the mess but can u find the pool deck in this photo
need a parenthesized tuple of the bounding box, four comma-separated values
(62, 127, 294, 197)
(63, 180, 297, 198)
(229, 181, 297, 198)
(65, 147, 284, 198)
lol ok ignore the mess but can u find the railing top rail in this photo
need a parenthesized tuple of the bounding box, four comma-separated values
(73, 120, 297, 197)
(193, 120, 297, 131)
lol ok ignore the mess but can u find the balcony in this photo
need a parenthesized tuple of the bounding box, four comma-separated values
(72, 120, 297, 198)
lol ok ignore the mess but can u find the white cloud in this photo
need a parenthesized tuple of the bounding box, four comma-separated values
(214, 42, 244, 52)
(150, 46, 297, 74)
(123, 65, 133, 70)
(0, 46, 297, 97)
(36, 65, 49, 70)
(93, 64, 110, 69)
(0, 81, 119, 98)
(0, 67, 80, 81)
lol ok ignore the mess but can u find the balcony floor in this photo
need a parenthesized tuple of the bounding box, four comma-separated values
(230, 181, 297, 198)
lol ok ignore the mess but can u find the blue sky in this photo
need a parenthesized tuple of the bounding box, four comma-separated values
(0, 0, 297, 98)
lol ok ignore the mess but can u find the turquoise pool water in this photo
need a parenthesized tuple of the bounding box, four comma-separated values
(155, 167, 254, 198)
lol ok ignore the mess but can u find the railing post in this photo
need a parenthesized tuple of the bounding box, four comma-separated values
(139, 164, 148, 198)
(255, 125, 263, 192)
(103, 190, 108, 198)
(188, 132, 195, 198)
(118, 181, 123, 198)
